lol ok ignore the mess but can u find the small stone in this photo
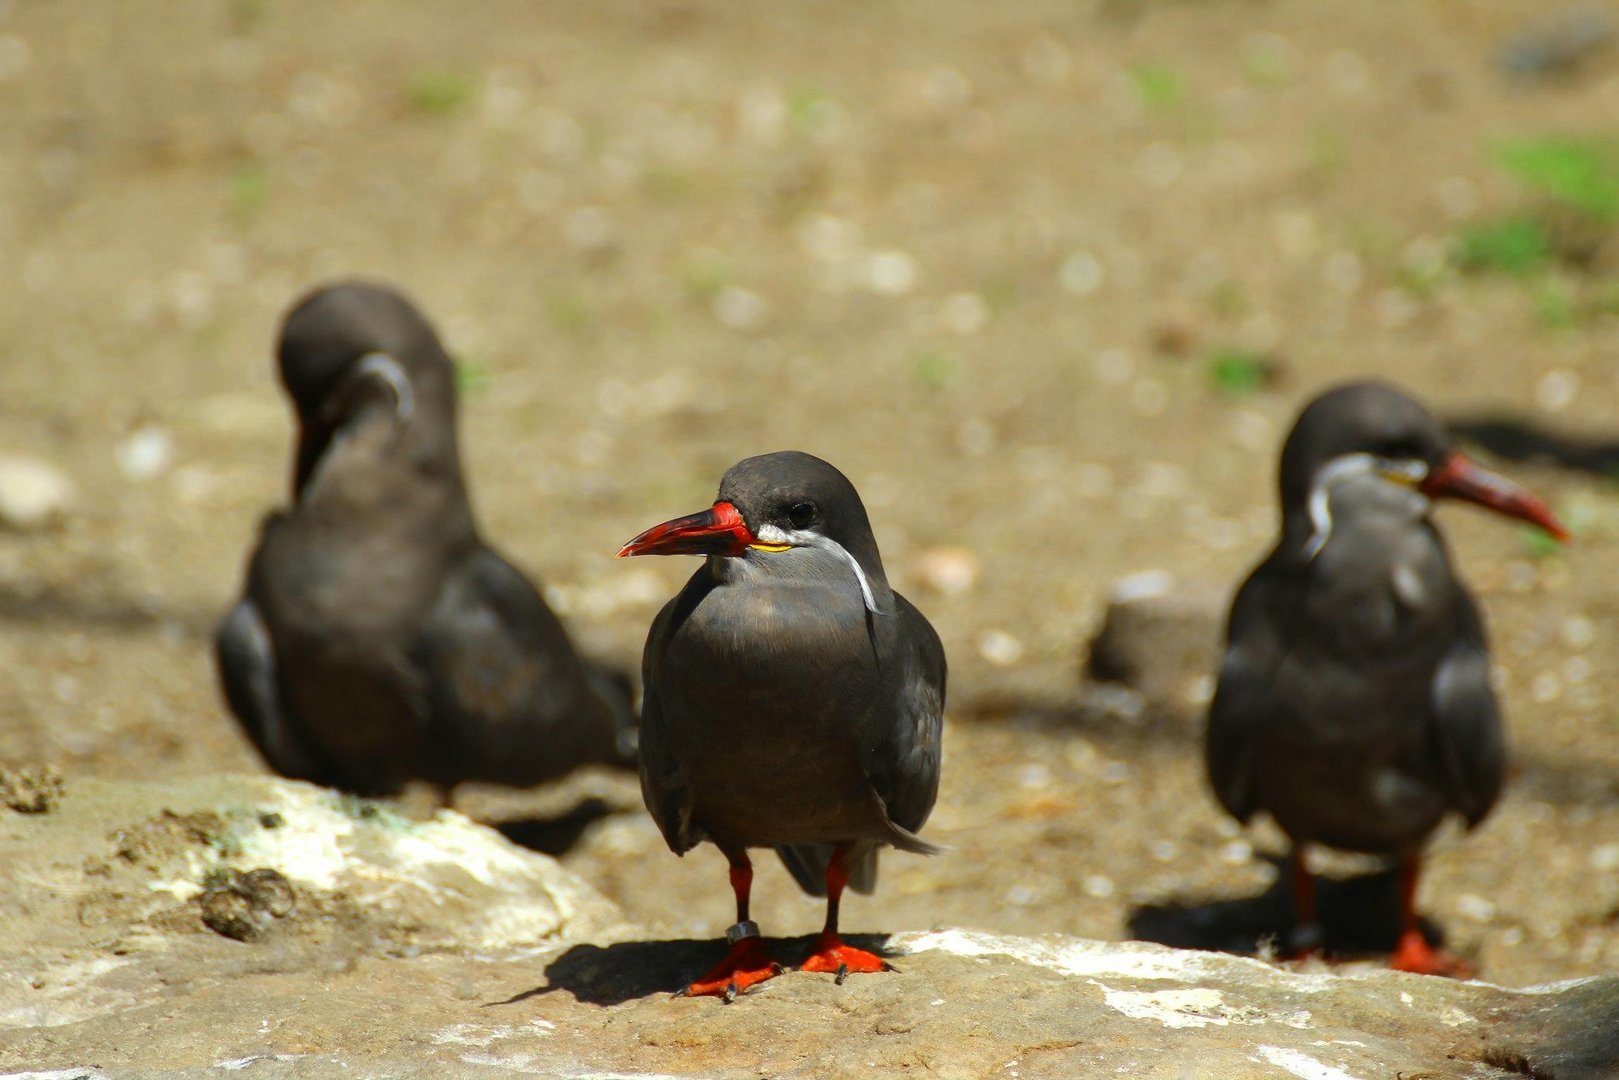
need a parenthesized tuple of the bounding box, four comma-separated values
(116, 427, 174, 481)
(863, 250, 918, 295)
(1101, 761, 1132, 784)
(200, 885, 263, 942)
(1059, 252, 1104, 296)
(976, 629, 1024, 667)
(237, 868, 297, 917)
(1456, 894, 1496, 922)
(1004, 883, 1038, 907)
(1087, 576, 1228, 707)
(1017, 764, 1053, 790)
(199, 867, 297, 941)
(1220, 840, 1253, 866)
(712, 286, 768, 331)
(0, 764, 65, 813)
(1530, 671, 1562, 704)
(1561, 615, 1595, 650)
(1536, 369, 1579, 413)
(0, 456, 74, 531)
(913, 547, 980, 596)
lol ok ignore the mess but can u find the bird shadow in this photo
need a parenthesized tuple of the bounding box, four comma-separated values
(493, 797, 619, 857)
(1128, 855, 1450, 960)
(489, 933, 899, 1007)
(0, 581, 215, 636)
(953, 687, 1198, 749)
(1449, 414, 1619, 478)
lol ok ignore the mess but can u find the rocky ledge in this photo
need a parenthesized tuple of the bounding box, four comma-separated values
(0, 774, 1612, 1079)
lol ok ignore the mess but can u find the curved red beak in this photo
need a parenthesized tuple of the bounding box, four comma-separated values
(617, 500, 755, 558)
(1421, 452, 1569, 542)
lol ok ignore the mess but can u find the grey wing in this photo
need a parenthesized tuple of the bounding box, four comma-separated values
(1429, 591, 1505, 827)
(637, 592, 701, 855)
(857, 592, 946, 855)
(214, 599, 323, 780)
(416, 547, 625, 785)
(1205, 562, 1286, 823)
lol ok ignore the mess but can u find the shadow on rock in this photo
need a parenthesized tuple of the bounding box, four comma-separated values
(499, 933, 899, 1007)
(0, 581, 214, 636)
(1129, 856, 1451, 962)
(953, 687, 1197, 747)
(494, 797, 618, 857)
(1487, 975, 1619, 1080)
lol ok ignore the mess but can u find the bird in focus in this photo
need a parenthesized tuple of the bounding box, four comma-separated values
(619, 451, 946, 1001)
(1205, 380, 1567, 977)
(216, 281, 634, 802)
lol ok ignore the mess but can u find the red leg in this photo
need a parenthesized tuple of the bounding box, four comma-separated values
(1284, 845, 1323, 960)
(677, 853, 784, 1001)
(1387, 855, 1475, 979)
(800, 846, 894, 984)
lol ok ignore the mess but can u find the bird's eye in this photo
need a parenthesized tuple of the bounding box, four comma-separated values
(788, 501, 816, 529)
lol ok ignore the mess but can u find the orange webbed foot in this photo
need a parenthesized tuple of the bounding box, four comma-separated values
(1389, 928, 1476, 979)
(676, 930, 785, 1002)
(799, 931, 896, 985)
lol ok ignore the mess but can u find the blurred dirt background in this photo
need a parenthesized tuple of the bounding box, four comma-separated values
(2, 0, 1618, 989)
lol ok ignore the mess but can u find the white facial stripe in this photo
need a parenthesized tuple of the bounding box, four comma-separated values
(355, 352, 415, 421)
(1302, 452, 1430, 561)
(1303, 453, 1376, 561)
(753, 523, 888, 615)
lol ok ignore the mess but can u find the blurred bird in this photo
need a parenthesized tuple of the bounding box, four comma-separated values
(618, 451, 945, 1000)
(1206, 380, 1567, 976)
(216, 281, 634, 801)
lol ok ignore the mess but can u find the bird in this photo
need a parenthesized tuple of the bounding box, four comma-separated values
(215, 281, 634, 801)
(1206, 379, 1567, 976)
(617, 451, 946, 1001)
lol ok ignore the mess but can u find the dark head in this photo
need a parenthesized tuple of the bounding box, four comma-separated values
(1278, 380, 1566, 541)
(616, 450, 891, 613)
(276, 281, 459, 495)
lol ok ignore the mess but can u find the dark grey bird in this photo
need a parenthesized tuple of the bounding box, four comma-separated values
(1206, 380, 1566, 975)
(215, 281, 633, 801)
(617, 451, 945, 1000)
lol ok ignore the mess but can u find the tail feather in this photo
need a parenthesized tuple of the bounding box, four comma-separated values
(775, 841, 882, 897)
(883, 819, 945, 857)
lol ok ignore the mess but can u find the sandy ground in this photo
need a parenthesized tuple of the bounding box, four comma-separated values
(2, 0, 1618, 989)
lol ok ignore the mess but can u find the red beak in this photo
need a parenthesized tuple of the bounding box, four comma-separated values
(1421, 452, 1569, 542)
(616, 500, 755, 558)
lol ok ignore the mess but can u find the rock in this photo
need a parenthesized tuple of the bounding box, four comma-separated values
(1086, 573, 1229, 708)
(0, 774, 626, 1030)
(2, 920, 1615, 1078)
(0, 456, 74, 531)
(1499, 7, 1614, 81)
(0, 763, 65, 812)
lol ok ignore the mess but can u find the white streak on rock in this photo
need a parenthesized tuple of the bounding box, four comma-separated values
(1256, 1045, 1365, 1080)
(896, 928, 1336, 991)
